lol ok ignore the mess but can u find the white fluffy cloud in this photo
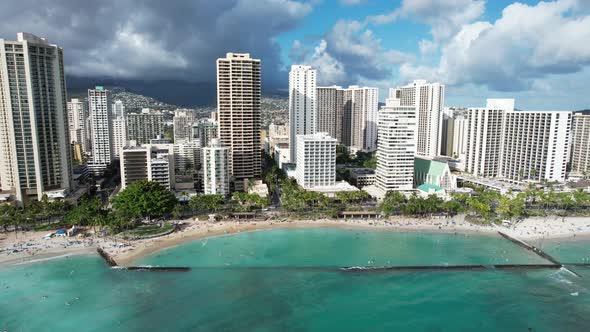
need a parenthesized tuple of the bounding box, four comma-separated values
(368, 0, 484, 42)
(401, 0, 590, 91)
(291, 19, 413, 85)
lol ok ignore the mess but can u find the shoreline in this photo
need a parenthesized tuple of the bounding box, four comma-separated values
(2, 215, 590, 267)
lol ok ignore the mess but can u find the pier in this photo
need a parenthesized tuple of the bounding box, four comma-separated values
(96, 247, 190, 272)
(93, 231, 589, 275)
(496, 230, 583, 277)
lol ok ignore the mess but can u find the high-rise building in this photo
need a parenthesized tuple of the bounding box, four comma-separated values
(375, 97, 417, 192)
(571, 113, 590, 177)
(0, 33, 73, 204)
(441, 109, 468, 160)
(120, 144, 174, 190)
(67, 98, 90, 157)
(112, 100, 125, 118)
(112, 116, 127, 158)
(88, 86, 114, 174)
(500, 110, 571, 182)
(216, 53, 261, 191)
(174, 141, 200, 174)
(316, 86, 344, 143)
(294, 132, 337, 189)
(466, 99, 572, 182)
(202, 139, 230, 195)
(344, 86, 378, 152)
(192, 118, 218, 147)
(173, 109, 195, 143)
(465, 99, 510, 178)
(390, 80, 445, 157)
(288, 65, 316, 162)
(126, 109, 164, 144)
(316, 86, 377, 152)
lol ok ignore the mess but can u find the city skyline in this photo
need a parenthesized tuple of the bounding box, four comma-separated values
(0, 0, 588, 109)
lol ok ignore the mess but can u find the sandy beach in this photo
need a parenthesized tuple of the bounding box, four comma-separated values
(2, 215, 590, 267)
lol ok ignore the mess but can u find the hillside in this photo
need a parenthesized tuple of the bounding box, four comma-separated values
(68, 86, 288, 126)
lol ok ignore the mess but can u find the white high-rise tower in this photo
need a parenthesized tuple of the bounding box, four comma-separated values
(288, 65, 316, 162)
(391, 80, 445, 157)
(0, 33, 73, 204)
(88, 87, 114, 174)
(375, 95, 417, 192)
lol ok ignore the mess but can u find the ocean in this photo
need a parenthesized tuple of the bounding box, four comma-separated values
(1, 228, 589, 331)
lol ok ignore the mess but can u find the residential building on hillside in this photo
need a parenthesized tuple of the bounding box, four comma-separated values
(216, 53, 261, 191)
(112, 100, 125, 118)
(126, 109, 164, 144)
(173, 109, 196, 143)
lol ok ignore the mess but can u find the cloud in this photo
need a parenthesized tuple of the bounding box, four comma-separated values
(307, 40, 347, 85)
(0, 0, 312, 85)
(339, 0, 365, 5)
(292, 19, 413, 86)
(400, 0, 590, 92)
(368, 0, 484, 42)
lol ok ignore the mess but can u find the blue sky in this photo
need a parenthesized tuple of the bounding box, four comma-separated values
(278, 0, 590, 110)
(1, 0, 588, 109)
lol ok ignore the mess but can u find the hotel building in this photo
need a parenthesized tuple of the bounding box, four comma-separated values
(288, 65, 317, 162)
(202, 139, 230, 195)
(216, 53, 261, 191)
(294, 132, 337, 190)
(374, 97, 417, 192)
(0, 33, 73, 204)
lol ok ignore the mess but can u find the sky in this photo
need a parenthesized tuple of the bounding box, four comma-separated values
(0, 0, 589, 109)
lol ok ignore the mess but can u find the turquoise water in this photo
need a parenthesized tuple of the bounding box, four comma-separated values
(1, 228, 589, 331)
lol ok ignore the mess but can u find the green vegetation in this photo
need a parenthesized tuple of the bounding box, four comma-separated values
(262, 152, 285, 193)
(336, 145, 376, 169)
(112, 180, 177, 221)
(378, 185, 590, 223)
(230, 192, 269, 212)
(189, 194, 225, 213)
(279, 178, 371, 216)
(163, 124, 174, 143)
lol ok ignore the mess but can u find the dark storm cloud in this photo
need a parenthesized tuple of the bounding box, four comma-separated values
(0, 0, 312, 85)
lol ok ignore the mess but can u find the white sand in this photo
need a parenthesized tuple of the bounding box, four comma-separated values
(2, 215, 589, 267)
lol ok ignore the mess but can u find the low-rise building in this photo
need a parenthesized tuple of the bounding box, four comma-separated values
(414, 157, 457, 191)
(348, 168, 376, 188)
